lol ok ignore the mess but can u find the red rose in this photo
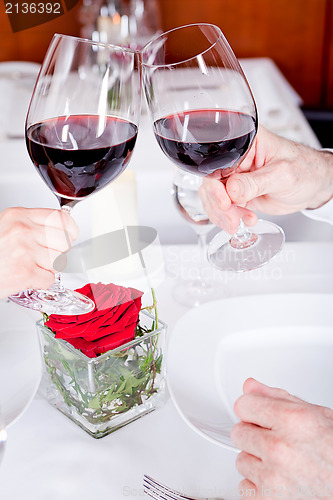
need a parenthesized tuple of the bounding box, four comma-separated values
(45, 282, 143, 358)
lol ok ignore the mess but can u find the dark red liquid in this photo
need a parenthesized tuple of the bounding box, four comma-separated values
(154, 109, 256, 177)
(26, 115, 138, 206)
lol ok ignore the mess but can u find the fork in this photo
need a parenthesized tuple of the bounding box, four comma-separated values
(143, 474, 225, 500)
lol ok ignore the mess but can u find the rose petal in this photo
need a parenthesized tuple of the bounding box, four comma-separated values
(45, 282, 144, 358)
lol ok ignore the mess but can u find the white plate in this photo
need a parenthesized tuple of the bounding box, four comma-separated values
(0, 300, 42, 428)
(167, 293, 333, 451)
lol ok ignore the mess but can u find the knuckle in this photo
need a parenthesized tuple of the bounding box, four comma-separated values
(0, 207, 23, 221)
(44, 209, 62, 226)
(8, 221, 32, 241)
(275, 387, 290, 398)
(230, 423, 240, 444)
(230, 421, 246, 446)
(285, 404, 312, 427)
(235, 450, 248, 471)
(233, 397, 248, 422)
(246, 175, 261, 198)
(16, 220, 30, 233)
(266, 436, 289, 465)
(320, 405, 333, 421)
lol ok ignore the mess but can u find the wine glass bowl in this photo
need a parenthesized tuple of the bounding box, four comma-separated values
(142, 23, 284, 272)
(9, 34, 142, 314)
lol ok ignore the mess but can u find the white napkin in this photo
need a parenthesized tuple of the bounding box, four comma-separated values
(0, 61, 40, 139)
(246, 65, 296, 131)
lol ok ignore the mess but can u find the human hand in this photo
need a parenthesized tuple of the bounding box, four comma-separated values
(0, 207, 78, 298)
(231, 378, 333, 499)
(199, 126, 333, 234)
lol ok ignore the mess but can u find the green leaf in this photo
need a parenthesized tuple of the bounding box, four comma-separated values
(88, 396, 101, 410)
(155, 354, 163, 373)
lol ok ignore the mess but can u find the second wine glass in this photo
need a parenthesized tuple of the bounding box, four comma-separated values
(172, 169, 217, 307)
(142, 23, 284, 272)
(9, 34, 142, 314)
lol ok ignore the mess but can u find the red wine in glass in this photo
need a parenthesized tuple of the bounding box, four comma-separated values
(26, 115, 138, 207)
(154, 109, 256, 178)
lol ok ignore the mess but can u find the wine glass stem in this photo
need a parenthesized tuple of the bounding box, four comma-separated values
(230, 218, 258, 250)
(196, 231, 208, 284)
(48, 273, 63, 292)
(48, 204, 73, 293)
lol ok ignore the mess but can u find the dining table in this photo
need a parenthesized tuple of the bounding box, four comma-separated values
(1, 240, 333, 500)
(0, 56, 333, 500)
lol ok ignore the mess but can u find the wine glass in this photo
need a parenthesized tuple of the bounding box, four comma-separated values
(172, 169, 217, 307)
(142, 23, 284, 272)
(81, 0, 162, 52)
(9, 34, 141, 314)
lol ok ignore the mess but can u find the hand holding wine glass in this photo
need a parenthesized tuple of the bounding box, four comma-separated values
(0, 207, 78, 299)
(9, 34, 141, 314)
(142, 23, 284, 272)
(200, 125, 333, 226)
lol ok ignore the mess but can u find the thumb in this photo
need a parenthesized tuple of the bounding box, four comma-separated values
(226, 169, 273, 205)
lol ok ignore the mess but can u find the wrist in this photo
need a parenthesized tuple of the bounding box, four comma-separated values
(305, 149, 333, 210)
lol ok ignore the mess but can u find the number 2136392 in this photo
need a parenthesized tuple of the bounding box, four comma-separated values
(5, 2, 61, 14)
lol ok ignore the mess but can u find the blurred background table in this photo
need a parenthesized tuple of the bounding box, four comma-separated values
(0, 57, 331, 248)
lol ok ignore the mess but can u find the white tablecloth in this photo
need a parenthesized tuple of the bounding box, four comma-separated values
(1, 242, 333, 500)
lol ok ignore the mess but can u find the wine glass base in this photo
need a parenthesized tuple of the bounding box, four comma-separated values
(172, 279, 221, 308)
(9, 289, 95, 316)
(207, 219, 285, 272)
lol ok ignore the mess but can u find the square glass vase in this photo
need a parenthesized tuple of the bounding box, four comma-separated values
(36, 311, 167, 438)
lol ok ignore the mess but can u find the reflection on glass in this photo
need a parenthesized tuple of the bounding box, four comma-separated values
(171, 169, 218, 307)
